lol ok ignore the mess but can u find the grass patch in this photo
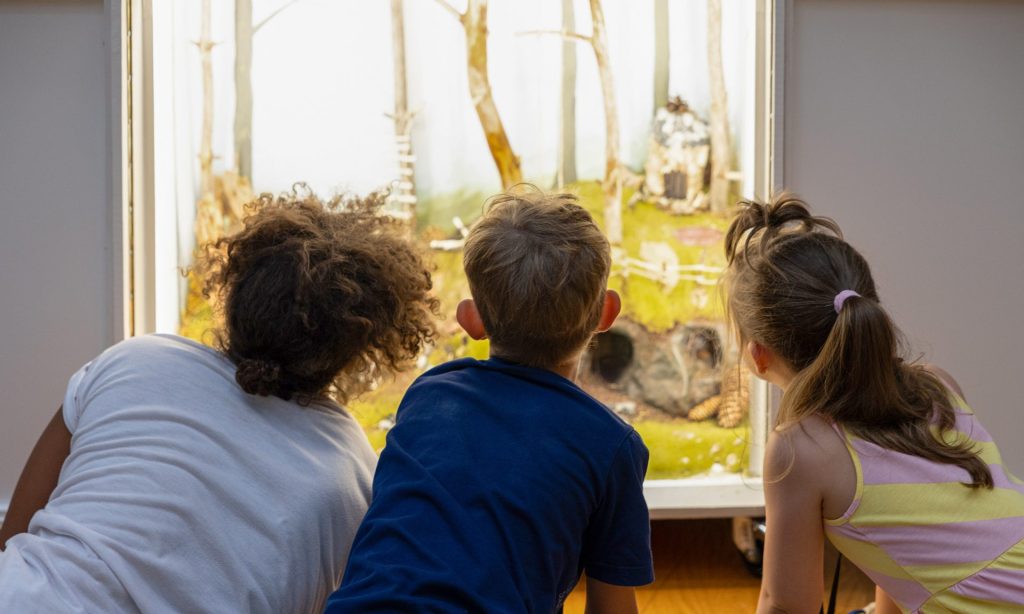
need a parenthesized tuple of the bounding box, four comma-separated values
(635, 418, 750, 480)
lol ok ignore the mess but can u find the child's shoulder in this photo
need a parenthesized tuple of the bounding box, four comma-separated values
(104, 333, 216, 358)
(407, 357, 633, 434)
(768, 414, 848, 480)
(81, 334, 228, 385)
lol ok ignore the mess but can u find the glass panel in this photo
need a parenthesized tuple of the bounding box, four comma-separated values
(147, 0, 765, 484)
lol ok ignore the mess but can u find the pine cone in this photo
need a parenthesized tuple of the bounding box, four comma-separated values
(717, 364, 751, 428)
(688, 394, 723, 421)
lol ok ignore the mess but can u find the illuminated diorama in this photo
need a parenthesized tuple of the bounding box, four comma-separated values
(140, 0, 772, 512)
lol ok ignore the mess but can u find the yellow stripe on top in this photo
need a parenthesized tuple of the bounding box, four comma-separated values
(852, 483, 1024, 527)
(823, 396, 1024, 612)
(825, 530, 916, 581)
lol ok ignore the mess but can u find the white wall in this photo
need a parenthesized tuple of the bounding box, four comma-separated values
(784, 0, 1024, 472)
(0, 0, 118, 510)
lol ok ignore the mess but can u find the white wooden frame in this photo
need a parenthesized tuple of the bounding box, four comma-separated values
(120, 0, 786, 519)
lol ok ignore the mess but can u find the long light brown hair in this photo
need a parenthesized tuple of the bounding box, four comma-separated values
(724, 193, 992, 488)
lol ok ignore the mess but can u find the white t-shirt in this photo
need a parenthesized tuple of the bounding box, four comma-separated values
(0, 334, 377, 613)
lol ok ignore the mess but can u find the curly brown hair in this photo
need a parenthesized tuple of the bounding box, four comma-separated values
(196, 186, 439, 404)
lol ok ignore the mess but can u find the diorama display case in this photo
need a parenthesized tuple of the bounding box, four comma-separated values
(119, 0, 784, 518)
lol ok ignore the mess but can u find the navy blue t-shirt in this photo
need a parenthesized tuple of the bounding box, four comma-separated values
(324, 358, 653, 613)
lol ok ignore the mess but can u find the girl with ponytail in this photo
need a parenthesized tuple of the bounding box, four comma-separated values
(726, 194, 1024, 613)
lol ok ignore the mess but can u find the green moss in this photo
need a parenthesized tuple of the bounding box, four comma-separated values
(634, 418, 750, 480)
(415, 188, 490, 232)
(349, 385, 408, 453)
(179, 269, 219, 345)
(569, 181, 730, 332)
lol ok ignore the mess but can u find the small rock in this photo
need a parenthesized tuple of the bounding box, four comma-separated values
(613, 401, 637, 417)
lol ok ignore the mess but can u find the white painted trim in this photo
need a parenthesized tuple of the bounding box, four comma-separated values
(645, 475, 764, 519)
(108, 0, 128, 343)
(772, 0, 789, 191)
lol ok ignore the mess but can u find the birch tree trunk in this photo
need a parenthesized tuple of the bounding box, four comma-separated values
(198, 0, 215, 197)
(392, 0, 411, 139)
(464, 0, 521, 190)
(589, 0, 622, 245)
(558, 0, 577, 187)
(707, 0, 732, 213)
(234, 0, 253, 179)
(653, 0, 669, 111)
(391, 0, 416, 218)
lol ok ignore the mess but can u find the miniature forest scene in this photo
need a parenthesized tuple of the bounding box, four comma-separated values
(150, 0, 761, 481)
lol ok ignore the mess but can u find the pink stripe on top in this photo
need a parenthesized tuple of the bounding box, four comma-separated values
(851, 437, 973, 485)
(825, 386, 1024, 611)
(950, 560, 1024, 605)
(856, 516, 1024, 568)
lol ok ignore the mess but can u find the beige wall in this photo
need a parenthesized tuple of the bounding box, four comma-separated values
(0, 0, 119, 513)
(784, 0, 1024, 471)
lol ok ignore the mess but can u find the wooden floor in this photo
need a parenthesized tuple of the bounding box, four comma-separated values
(564, 519, 875, 613)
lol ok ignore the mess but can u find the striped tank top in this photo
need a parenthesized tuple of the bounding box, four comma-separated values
(825, 391, 1024, 613)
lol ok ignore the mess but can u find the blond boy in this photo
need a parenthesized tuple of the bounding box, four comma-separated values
(327, 189, 653, 613)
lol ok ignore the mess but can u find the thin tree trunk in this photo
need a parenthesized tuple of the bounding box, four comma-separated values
(198, 0, 215, 197)
(234, 0, 253, 179)
(653, 0, 669, 111)
(391, 0, 416, 218)
(464, 0, 521, 190)
(707, 0, 731, 213)
(392, 0, 411, 139)
(589, 0, 622, 245)
(558, 0, 577, 187)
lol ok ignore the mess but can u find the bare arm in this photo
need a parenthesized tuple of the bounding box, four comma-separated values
(0, 407, 71, 549)
(584, 577, 638, 614)
(875, 586, 902, 614)
(756, 429, 825, 614)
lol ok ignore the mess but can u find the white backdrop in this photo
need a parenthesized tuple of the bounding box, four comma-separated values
(150, 0, 758, 332)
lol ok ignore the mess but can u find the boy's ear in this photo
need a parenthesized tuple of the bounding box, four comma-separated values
(456, 299, 488, 340)
(596, 290, 621, 333)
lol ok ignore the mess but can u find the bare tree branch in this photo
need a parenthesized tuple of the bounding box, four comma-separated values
(253, 0, 300, 34)
(462, 0, 520, 188)
(516, 29, 592, 44)
(430, 0, 464, 21)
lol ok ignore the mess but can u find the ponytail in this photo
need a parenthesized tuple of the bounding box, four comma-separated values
(726, 193, 993, 489)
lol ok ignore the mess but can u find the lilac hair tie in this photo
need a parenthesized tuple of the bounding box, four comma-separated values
(833, 289, 861, 314)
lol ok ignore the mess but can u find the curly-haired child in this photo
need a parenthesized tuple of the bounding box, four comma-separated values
(725, 195, 1024, 613)
(0, 189, 438, 613)
(325, 188, 654, 614)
